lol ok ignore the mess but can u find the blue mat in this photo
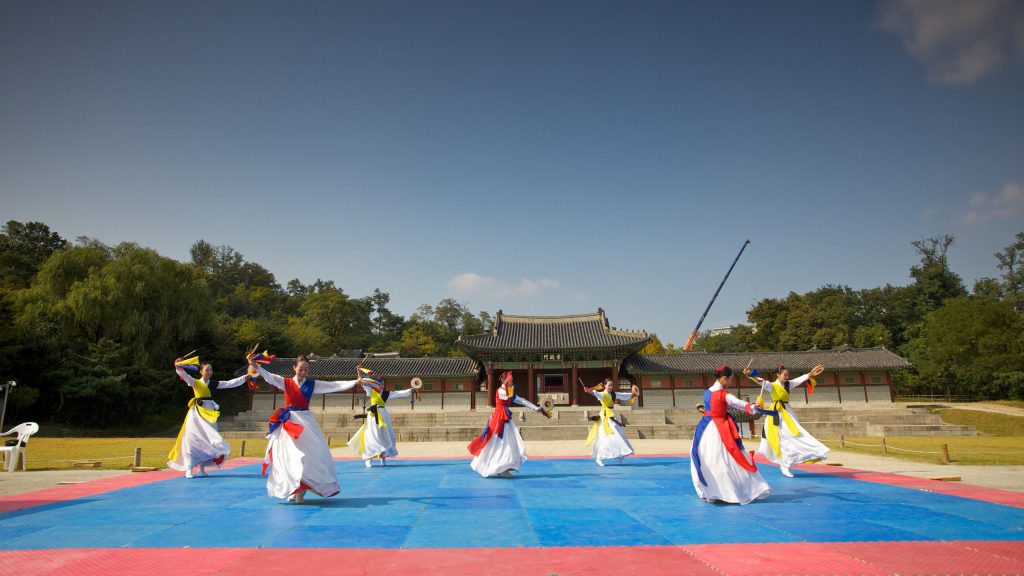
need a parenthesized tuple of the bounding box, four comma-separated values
(1, 458, 1022, 549)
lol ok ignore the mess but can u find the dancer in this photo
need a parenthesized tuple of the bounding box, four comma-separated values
(468, 371, 548, 477)
(745, 363, 829, 477)
(690, 365, 770, 505)
(249, 353, 361, 503)
(582, 378, 639, 466)
(169, 356, 248, 479)
(348, 367, 421, 468)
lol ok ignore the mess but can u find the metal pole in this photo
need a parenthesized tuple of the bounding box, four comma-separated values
(0, 381, 13, 432)
(683, 240, 751, 350)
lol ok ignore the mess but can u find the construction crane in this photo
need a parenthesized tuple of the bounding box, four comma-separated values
(682, 239, 751, 351)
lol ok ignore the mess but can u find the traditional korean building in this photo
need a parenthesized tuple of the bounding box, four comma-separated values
(455, 309, 651, 407)
(250, 309, 912, 409)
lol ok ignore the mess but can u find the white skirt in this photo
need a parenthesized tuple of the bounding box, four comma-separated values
(167, 404, 230, 471)
(691, 423, 770, 505)
(264, 409, 339, 499)
(470, 421, 528, 477)
(591, 419, 634, 461)
(756, 408, 830, 467)
(347, 407, 398, 460)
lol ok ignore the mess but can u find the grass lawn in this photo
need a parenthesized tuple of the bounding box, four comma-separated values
(931, 408, 1024, 436)
(18, 435, 361, 471)
(991, 400, 1024, 410)
(819, 436, 1024, 465)
(19, 437, 269, 471)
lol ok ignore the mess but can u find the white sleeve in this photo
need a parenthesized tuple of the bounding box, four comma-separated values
(215, 374, 249, 390)
(388, 388, 414, 400)
(725, 392, 755, 414)
(590, 390, 603, 401)
(513, 395, 540, 411)
(614, 392, 634, 402)
(255, 365, 285, 391)
(176, 367, 196, 388)
(788, 374, 811, 389)
(313, 379, 359, 395)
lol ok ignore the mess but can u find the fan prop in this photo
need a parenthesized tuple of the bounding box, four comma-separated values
(410, 377, 423, 390)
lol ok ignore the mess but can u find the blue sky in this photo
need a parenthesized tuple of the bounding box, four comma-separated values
(2, 1, 1022, 346)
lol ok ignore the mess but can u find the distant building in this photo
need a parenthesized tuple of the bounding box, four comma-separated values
(252, 309, 911, 409)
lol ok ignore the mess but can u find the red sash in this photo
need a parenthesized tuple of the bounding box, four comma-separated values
(709, 389, 756, 473)
(467, 394, 511, 456)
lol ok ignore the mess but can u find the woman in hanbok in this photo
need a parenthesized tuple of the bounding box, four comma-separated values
(169, 358, 248, 479)
(348, 367, 420, 468)
(582, 378, 638, 466)
(468, 371, 548, 477)
(248, 353, 361, 503)
(690, 365, 770, 505)
(745, 363, 829, 477)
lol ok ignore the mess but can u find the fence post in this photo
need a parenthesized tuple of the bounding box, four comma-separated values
(840, 434, 845, 448)
(133, 447, 142, 468)
(327, 436, 332, 447)
(240, 440, 247, 457)
(881, 436, 887, 455)
(941, 443, 950, 464)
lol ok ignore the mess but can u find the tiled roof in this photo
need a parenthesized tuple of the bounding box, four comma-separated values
(457, 308, 650, 353)
(255, 356, 481, 380)
(624, 345, 912, 375)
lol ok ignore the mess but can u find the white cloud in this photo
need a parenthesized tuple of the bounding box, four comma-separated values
(447, 272, 560, 298)
(878, 0, 1024, 84)
(920, 206, 938, 222)
(961, 182, 1024, 225)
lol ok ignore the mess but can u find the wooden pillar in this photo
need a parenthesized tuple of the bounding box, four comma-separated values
(612, 363, 620, 391)
(527, 365, 535, 405)
(471, 375, 477, 409)
(486, 364, 495, 407)
(835, 374, 843, 404)
(570, 364, 579, 406)
(861, 372, 868, 403)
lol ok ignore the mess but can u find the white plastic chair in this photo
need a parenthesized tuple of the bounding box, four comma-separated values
(0, 422, 39, 472)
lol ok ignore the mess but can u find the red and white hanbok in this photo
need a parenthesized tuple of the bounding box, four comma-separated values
(585, 388, 635, 466)
(468, 374, 542, 478)
(690, 382, 770, 505)
(168, 367, 247, 475)
(348, 382, 414, 466)
(255, 365, 358, 500)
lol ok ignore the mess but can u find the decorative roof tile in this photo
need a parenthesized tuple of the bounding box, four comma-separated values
(255, 356, 481, 380)
(624, 345, 912, 375)
(457, 308, 650, 353)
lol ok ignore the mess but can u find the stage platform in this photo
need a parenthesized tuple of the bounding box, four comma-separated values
(0, 455, 1021, 575)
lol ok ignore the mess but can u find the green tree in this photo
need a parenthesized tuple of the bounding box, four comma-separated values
(399, 325, 439, 357)
(695, 325, 753, 352)
(0, 221, 69, 289)
(910, 296, 1024, 399)
(994, 231, 1024, 312)
(908, 235, 966, 318)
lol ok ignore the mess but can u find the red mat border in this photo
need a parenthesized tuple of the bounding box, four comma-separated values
(1, 541, 1022, 576)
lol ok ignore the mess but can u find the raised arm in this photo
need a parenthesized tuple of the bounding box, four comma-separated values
(725, 392, 757, 415)
(387, 388, 414, 400)
(255, 364, 286, 391)
(215, 374, 249, 390)
(313, 378, 359, 395)
(614, 392, 634, 403)
(788, 365, 825, 390)
(512, 395, 541, 411)
(175, 367, 196, 388)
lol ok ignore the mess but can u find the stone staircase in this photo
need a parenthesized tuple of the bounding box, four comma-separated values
(219, 403, 975, 441)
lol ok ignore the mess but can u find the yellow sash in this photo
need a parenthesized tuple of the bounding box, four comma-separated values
(585, 391, 617, 447)
(765, 380, 801, 457)
(357, 388, 389, 455)
(167, 379, 219, 462)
